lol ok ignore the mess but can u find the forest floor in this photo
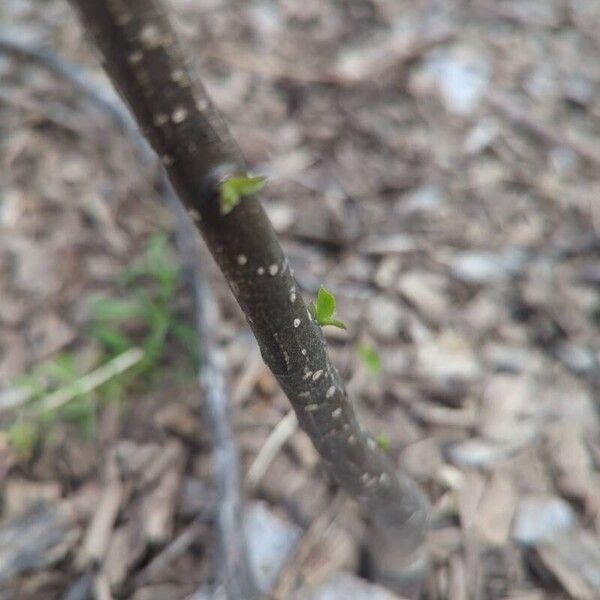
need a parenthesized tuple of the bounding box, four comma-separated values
(1, 0, 600, 599)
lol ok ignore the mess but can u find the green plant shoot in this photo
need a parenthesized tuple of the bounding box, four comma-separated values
(356, 342, 382, 376)
(375, 433, 391, 452)
(313, 287, 346, 330)
(219, 174, 266, 215)
(1, 233, 198, 455)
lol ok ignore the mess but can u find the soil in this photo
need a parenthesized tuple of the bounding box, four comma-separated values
(1, 0, 599, 599)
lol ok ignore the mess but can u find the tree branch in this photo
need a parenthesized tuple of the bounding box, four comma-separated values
(68, 0, 430, 589)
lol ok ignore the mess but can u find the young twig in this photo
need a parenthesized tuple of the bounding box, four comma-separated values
(245, 410, 298, 491)
(68, 0, 430, 593)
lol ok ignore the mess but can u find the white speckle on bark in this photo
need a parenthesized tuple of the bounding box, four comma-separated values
(312, 370, 323, 381)
(367, 438, 377, 450)
(128, 50, 143, 64)
(196, 97, 209, 112)
(140, 24, 162, 49)
(153, 113, 168, 126)
(269, 264, 279, 276)
(171, 69, 186, 84)
(379, 473, 390, 486)
(162, 154, 173, 166)
(303, 370, 313, 380)
(361, 473, 371, 484)
(332, 408, 342, 419)
(326, 385, 336, 398)
(293, 318, 301, 328)
(348, 434, 357, 445)
(299, 391, 310, 398)
(301, 348, 307, 356)
(257, 267, 265, 275)
(237, 254, 247, 265)
(307, 308, 312, 320)
(172, 106, 188, 123)
(289, 290, 297, 303)
(305, 404, 319, 412)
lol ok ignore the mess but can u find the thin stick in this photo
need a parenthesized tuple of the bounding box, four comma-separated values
(245, 410, 298, 491)
(273, 493, 347, 599)
(135, 519, 205, 585)
(0, 28, 132, 135)
(170, 185, 258, 599)
(67, 0, 429, 585)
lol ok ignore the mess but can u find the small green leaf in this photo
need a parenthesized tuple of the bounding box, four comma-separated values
(315, 287, 336, 323)
(314, 287, 346, 329)
(91, 297, 145, 323)
(357, 342, 382, 376)
(220, 182, 239, 216)
(219, 175, 266, 215)
(375, 433, 391, 452)
(93, 324, 132, 355)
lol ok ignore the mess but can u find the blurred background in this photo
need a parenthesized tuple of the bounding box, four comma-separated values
(1, 0, 599, 598)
